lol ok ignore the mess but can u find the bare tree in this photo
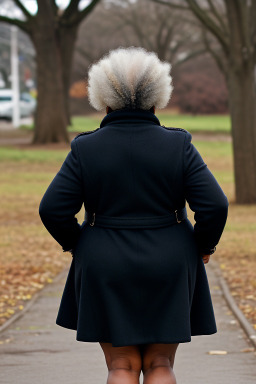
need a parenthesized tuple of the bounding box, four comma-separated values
(0, 0, 100, 143)
(152, 0, 256, 204)
(73, 0, 227, 115)
(108, 0, 205, 68)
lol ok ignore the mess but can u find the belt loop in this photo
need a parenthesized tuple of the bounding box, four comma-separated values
(175, 209, 182, 224)
(89, 212, 95, 226)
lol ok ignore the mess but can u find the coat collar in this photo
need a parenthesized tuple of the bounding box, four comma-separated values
(100, 108, 161, 128)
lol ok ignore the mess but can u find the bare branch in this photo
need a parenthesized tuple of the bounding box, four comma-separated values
(76, 46, 94, 62)
(36, 0, 53, 15)
(178, 15, 201, 27)
(50, 0, 58, 13)
(206, 0, 229, 36)
(152, 0, 229, 55)
(174, 48, 206, 68)
(184, 0, 229, 56)
(129, 6, 153, 49)
(116, 14, 146, 47)
(151, 0, 190, 11)
(202, 28, 227, 78)
(13, 0, 33, 18)
(160, 23, 175, 55)
(66, 0, 101, 26)
(62, 0, 80, 19)
(0, 15, 30, 33)
(155, 13, 170, 47)
(170, 34, 191, 55)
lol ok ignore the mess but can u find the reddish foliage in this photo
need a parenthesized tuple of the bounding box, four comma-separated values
(171, 56, 229, 114)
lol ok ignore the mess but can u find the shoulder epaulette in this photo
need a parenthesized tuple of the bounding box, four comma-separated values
(161, 125, 188, 133)
(74, 127, 101, 139)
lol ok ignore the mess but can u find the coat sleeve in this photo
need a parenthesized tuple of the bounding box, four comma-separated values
(183, 131, 229, 254)
(39, 138, 84, 253)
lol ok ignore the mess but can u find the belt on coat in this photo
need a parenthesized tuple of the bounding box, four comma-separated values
(84, 207, 187, 229)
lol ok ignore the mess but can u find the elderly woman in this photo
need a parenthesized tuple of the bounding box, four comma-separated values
(39, 47, 229, 384)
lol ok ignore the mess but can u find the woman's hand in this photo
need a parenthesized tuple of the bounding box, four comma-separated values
(201, 254, 211, 264)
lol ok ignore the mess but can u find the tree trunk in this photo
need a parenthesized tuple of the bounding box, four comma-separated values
(59, 25, 79, 127)
(31, 14, 69, 144)
(227, 62, 256, 203)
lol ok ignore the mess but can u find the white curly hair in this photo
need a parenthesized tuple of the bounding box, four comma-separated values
(87, 47, 173, 111)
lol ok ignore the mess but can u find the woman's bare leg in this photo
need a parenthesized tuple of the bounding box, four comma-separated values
(140, 343, 179, 384)
(99, 342, 142, 384)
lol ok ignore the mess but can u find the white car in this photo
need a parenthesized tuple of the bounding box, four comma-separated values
(0, 89, 36, 119)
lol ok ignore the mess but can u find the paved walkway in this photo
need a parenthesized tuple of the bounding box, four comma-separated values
(0, 262, 255, 384)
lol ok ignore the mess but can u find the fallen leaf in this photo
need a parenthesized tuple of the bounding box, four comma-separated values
(208, 350, 228, 355)
(240, 348, 255, 353)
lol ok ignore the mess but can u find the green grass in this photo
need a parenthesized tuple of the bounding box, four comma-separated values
(0, 147, 68, 163)
(20, 112, 231, 133)
(193, 140, 233, 158)
(0, 140, 232, 164)
(68, 116, 103, 132)
(211, 170, 234, 184)
(20, 115, 102, 132)
(158, 114, 231, 132)
(0, 172, 57, 195)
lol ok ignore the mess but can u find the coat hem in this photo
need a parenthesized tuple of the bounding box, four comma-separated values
(56, 321, 217, 346)
(191, 328, 217, 336)
(76, 334, 192, 347)
(56, 319, 77, 331)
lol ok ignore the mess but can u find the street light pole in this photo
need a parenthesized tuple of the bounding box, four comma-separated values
(11, 25, 20, 128)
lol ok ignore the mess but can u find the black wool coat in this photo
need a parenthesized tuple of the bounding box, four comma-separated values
(39, 108, 229, 347)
